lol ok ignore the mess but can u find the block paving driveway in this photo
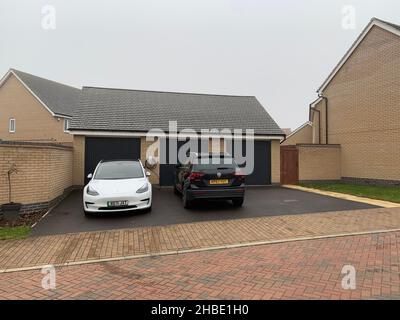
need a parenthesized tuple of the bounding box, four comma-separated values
(1, 230, 400, 300)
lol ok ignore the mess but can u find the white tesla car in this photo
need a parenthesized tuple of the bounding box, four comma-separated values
(83, 160, 152, 215)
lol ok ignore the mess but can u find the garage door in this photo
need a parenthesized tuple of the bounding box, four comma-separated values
(159, 138, 203, 186)
(232, 140, 271, 185)
(84, 137, 141, 184)
(159, 138, 271, 186)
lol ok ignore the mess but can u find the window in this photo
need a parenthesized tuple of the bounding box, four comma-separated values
(9, 118, 15, 133)
(64, 119, 70, 132)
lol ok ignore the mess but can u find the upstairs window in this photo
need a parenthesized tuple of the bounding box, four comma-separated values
(64, 119, 70, 132)
(9, 118, 15, 133)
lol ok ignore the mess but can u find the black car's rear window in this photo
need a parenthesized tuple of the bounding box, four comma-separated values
(192, 157, 238, 171)
(94, 161, 144, 180)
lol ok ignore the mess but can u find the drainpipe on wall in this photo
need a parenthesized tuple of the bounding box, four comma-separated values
(318, 94, 329, 144)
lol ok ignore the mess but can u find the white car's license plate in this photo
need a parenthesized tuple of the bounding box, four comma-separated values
(107, 200, 128, 207)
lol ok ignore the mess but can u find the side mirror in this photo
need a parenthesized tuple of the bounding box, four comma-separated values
(87, 173, 93, 179)
(146, 171, 151, 177)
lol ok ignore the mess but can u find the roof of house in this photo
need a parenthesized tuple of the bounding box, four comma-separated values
(317, 17, 400, 94)
(8, 69, 81, 117)
(69, 87, 284, 136)
(283, 121, 311, 141)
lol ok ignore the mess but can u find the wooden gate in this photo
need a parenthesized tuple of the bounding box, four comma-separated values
(280, 146, 299, 185)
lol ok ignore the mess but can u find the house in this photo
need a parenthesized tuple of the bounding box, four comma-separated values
(0, 69, 80, 143)
(69, 87, 285, 186)
(282, 18, 400, 184)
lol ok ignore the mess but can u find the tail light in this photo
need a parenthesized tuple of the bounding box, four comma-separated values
(189, 172, 204, 182)
(235, 169, 245, 183)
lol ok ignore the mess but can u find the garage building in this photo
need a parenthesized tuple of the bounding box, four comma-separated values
(69, 87, 284, 186)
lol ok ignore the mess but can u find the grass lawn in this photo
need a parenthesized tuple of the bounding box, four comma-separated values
(0, 226, 30, 241)
(301, 182, 400, 204)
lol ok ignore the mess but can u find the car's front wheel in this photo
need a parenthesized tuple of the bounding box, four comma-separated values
(232, 198, 244, 207)
(84, 210, 92, 217)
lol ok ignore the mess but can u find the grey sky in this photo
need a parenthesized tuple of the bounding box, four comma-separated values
(0, 0, 399, 130)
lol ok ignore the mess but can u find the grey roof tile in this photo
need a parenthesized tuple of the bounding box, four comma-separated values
(11, 69, 81, 117)
(69, 87, 284, 135)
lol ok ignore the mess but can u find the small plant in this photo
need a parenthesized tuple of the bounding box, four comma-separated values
(6, 163, 18, 203)
(1, 163, 21, 223)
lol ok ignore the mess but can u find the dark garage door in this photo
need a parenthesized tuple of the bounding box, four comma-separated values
(234, 140, 271, 185)
(159, 138, 203, 186)
(85, 137, 141, 184)
(159, 138, 271, 186)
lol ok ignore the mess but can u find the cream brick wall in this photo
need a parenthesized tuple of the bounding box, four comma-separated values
(314, 26, 400, 181)
(271, 140, 280, 184)
(281, 124, 313, 146)
(0, 74, 73, 143)
(0, 143, 73, 205)
(72, 135, 85, 186)
(298, 145, 341, 181)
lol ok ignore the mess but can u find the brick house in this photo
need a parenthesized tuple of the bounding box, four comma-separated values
(281, 18, 400, 184)
(0, 69, 80, 143)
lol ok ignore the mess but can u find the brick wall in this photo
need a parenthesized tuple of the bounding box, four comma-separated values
(281, 123, 313, 146)
(0, 141, 73, 213)
(271, 140, 280, 184)
(72, 135, 85, 186)
(313, 25, 400, 182)
(298, 144, 341, 181)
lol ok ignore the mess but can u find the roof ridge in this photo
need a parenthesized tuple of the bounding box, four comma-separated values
(82, 86, 255, 98)
(11, 68, 81, 91)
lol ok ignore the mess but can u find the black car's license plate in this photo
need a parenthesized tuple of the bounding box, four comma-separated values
(107, 200, 128, 207)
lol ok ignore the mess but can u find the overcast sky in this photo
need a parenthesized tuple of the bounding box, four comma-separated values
(0, 0, 399, 130)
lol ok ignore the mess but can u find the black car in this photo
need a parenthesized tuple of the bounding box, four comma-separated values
(174, 153, 245, 208)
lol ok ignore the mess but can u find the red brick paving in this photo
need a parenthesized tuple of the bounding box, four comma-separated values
(2, 207, 400, 270)
(1, 230, 400, 300)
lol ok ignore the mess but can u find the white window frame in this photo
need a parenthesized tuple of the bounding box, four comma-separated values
(64, 119, 70, 132)
(9, 118, 15, 133)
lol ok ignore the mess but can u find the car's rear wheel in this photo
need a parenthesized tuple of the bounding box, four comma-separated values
(232, 198, 244, 207)
(182, 190, 192, 209)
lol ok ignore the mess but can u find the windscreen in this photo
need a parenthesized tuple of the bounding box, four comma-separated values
(94, 161, 144, 179)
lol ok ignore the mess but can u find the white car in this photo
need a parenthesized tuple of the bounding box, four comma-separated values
(83, 160, 152, 215)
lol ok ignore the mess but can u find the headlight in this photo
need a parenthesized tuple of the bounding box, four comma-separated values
(87, 185, 99, 196)
(136, 183, 149, 194)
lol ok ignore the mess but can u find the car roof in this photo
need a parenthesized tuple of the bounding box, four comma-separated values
(99, 159, 141, 164)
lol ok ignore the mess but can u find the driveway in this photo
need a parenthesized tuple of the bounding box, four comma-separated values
(31, 187, 377, 236)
